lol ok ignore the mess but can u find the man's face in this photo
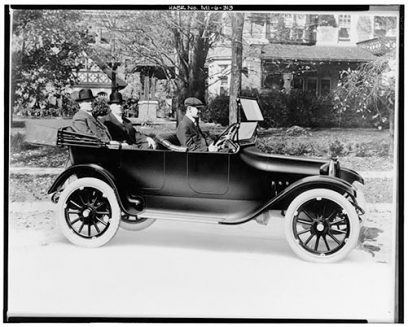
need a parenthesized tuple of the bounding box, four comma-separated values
(79, 100, 93, 112)
(188, 106, 200, 119)
(110, 103, 123, 116)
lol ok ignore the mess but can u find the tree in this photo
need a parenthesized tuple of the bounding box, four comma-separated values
(98, 11, 223, 124)
(228, 13, 244, 124)
(12, 10, 89, 116)
(333, 51, 396, 138)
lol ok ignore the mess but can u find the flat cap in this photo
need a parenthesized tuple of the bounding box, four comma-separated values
(184, 97, 204, 107)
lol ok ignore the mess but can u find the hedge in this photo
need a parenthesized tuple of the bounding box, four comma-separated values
(204, 90, 381, 128)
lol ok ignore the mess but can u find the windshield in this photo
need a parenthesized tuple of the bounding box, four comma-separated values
(238, 122, 258, 140)
(240, 98, 264, 121)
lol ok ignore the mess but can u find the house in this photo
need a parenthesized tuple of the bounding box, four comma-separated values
(76, 11, 175, 119)
(71, 53, 127, 98)
(207, 12, 397, 98)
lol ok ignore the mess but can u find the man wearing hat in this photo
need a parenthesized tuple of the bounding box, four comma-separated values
(71, 88, 112, 143)
(100, 91, 156, 149)
(176, 97, 219, 152)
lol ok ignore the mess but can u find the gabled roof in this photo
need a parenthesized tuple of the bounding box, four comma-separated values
(253, 44, 377, 62)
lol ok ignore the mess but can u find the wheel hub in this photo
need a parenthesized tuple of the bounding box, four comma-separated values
(316, 222, 324, 232)
(82, 208, 91, 218)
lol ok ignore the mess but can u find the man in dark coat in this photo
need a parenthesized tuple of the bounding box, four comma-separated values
(176, 97, 219, 152)
(71, 88, 112, 143)
(100, 91, 156, 149)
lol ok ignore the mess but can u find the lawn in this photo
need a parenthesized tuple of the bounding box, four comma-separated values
(10, 125, 394, 172)
(9, 125, 395, 204)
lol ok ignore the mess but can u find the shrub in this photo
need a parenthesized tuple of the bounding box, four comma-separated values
(243, 89, 338, 128)
(205, 89, 391, 129)
(329, 140, 346, 157)
(10, 133, 26, 151)
(10, 132, 37, 152)
(202, 95, 229, 126)
(355, 143, 371, 157)
(92, 97, 110, 117)
(123, 98, 139, 117)
(256, 138, 286, 154)
(61, 95, 79, 117)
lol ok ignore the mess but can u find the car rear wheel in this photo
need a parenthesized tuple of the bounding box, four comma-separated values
(284, 189, 360, 263)
(120, 214, 156, 231)
(57, 177, 120, 247)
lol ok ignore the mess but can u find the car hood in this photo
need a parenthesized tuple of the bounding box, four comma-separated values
(240, 145, 329, 176)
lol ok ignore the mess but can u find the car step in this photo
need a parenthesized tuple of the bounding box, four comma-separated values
(138, 209, 225, 224)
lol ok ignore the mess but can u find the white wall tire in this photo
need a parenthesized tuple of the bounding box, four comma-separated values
(120, 215, 156, 231)
(284, 189, 360, 263)
(57, 177, 120, 247)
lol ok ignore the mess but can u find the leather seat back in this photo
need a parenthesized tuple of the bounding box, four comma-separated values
(156, 133, 187, 152)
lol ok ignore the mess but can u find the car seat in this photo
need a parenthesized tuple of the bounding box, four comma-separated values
(156, 133, 188, 152)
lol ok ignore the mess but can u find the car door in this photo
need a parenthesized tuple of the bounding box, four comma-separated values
(187, 151, 230, 195)
(119, 148, 166, 192)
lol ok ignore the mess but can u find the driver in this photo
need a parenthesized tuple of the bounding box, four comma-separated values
(176, 97, 219, 152)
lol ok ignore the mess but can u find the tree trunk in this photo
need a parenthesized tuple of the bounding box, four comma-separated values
(389, 104, 394, 138)
(229, 13, 244, 124)
(389, 104, 394, 156)
(175, 80, 188, 127)
(189, 36, 207, 102)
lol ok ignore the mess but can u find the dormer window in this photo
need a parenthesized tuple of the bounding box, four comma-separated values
(338, 14, 351, 41)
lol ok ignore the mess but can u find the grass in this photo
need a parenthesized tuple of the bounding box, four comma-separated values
(9, 126, 394, 204)
(9, 126, 394, 172)
(10, 174, 55, 202)
(257, 128, 393, 158)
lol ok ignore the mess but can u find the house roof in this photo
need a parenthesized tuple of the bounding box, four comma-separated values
(253, 44, 377, 62)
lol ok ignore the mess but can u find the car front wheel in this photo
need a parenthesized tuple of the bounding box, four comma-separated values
(57, 177, 120, 247)
(284, 189, 360, 263)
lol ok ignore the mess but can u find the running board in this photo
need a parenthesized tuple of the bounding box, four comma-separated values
(138, 209, 225, 224)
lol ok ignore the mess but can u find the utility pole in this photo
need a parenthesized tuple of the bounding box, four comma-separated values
(229, 12, 245, 124)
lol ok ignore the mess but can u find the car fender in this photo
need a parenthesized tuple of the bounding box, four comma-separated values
(48, 164, 134, 214)
(220, 175, 357, 225)
(48, 164, 118, 194)
(267, 175, 356, 210)
(339, 167, 365, 185)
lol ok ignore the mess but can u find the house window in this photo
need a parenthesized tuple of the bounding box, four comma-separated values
(219, 76, 229, 96)
(306, 78, 318, 95)
(284, 14, 294, 27)
(374, 16, 397, 37)
(264, 73, 284, 90)
(320, 79, 331, 96)
(292, 77, 304, 90)
(294, 14, 306, 25)
(338, 15, 351, 41)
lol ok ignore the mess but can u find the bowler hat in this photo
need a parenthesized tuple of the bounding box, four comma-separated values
(76, 88, 95, 102)
(108, 91, 124, 104)
(184, 97, 204, 107)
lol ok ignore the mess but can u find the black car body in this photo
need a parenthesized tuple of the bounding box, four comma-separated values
(49, 97, 366, 262)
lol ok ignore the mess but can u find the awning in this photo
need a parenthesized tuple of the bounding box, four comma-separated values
(252, 44, 377, 63)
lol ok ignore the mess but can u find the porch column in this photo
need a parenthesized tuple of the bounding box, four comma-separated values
(282, 73, 293, 93)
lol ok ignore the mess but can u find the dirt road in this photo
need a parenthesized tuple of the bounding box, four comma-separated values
(6, 201, 396, 321)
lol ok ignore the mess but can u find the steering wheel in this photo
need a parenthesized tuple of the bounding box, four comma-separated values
(213, 123, 239, 152)
(213, 123, 239, 145)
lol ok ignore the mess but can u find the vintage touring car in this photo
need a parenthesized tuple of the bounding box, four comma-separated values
(48, 97, 366, 262)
